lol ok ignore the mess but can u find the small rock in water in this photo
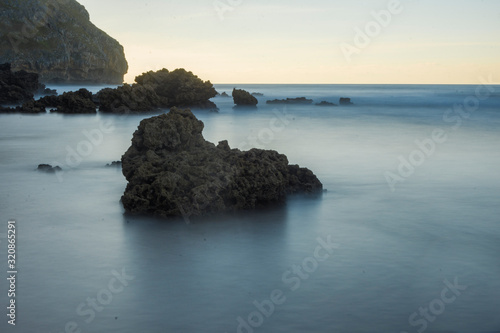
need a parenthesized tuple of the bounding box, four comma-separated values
(37, 164, 62, 173)
(339, 97, 353, 105)
(232, 88, 258, 106)
(106, 161, 122, 167)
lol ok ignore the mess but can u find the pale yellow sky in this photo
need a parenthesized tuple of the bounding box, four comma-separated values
(78, 0, 500, 84)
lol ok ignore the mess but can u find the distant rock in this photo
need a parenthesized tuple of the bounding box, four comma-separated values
(97, 68, 218, 113)
(106, 161, 122, 167)
(339, 97, 353, 105)
(232, 88, 258, 106)
(0, 0, 128, 83)
(121, 108, 322, 218)
(266, 97, 313, 105)
(37, 164, 62, 173)
(40, 88, 96, 114)
(316, 101, 338, 106)
(251, 92, 264, 96)
(220, 92, 230, 98)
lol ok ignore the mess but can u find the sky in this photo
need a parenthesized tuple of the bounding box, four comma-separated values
(77, 0, 500, 84)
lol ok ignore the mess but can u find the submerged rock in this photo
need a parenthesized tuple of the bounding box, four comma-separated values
(316, 101, 338, 106)
(266, 97, 313, 105)
(232, 88, 258, 106)
(121, 108, 322, 218)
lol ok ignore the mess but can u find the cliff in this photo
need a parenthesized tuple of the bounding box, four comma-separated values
(0, 0, 128, 84)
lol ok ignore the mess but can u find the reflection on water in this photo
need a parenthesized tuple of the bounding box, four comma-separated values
(0, 85, 499, 332)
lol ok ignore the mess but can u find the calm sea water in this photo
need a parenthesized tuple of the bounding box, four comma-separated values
(0, 84, 499, 333)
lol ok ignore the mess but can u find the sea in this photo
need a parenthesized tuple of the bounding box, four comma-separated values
(0, 84, 499, 333)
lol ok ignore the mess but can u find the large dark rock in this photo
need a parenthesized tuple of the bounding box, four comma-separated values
(0, 0, 128, 84)
(96, 68, 218, 113)
(121, 108, 322, 218)
(232, 88, 258, 106)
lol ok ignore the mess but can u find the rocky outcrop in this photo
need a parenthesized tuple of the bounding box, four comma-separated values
(121, 108, 322, 218)
(97, 68, 218, 113)
(232, 88, 258, 106)
(266, 97, 313, 105)
(339, 97, 353, 105)
(37, 164, 62, 173)
(39, 88, 96, 113)
(0, 0, 128, 84)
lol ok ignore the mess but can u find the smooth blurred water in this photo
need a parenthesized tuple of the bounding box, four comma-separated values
(0, 84, 499, 333)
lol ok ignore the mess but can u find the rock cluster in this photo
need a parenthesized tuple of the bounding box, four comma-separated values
(121, 108, 322, 218)
(0, 0, 128, 84)
(40, 88, 96, 114)
(232, 88, 258, 106)
(266, 97, 313, 105)
(97, 68, 218, 113)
